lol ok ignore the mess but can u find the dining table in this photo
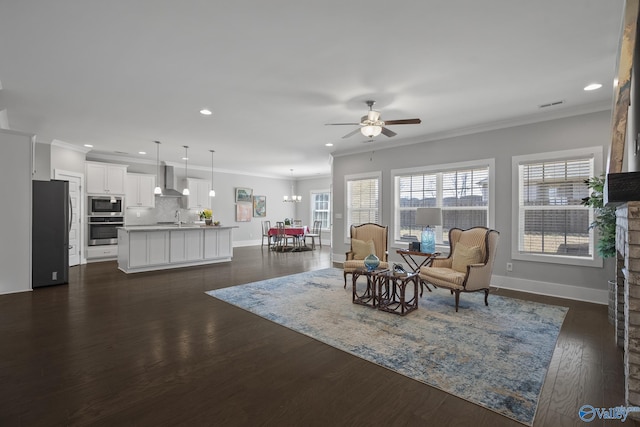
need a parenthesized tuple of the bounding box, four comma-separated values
(268, 226, 309, 251)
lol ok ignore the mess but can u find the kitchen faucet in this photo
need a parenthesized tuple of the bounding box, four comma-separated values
(175, 209, 181, 225)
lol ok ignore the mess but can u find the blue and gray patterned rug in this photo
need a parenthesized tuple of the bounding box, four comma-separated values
(206, 268, 567, 425)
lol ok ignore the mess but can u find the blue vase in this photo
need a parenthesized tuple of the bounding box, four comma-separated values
(421, 227, 435, 253)
(364, 253, 380, 271)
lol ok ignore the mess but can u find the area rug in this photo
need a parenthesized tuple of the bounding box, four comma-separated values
(206, 268, 567, 425)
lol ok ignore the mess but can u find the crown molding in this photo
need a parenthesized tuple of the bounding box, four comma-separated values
(332, 101, 612, 158)
(50, 139, 92, 154)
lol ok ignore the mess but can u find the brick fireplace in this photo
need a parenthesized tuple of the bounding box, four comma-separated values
(616, 201, 640, 414)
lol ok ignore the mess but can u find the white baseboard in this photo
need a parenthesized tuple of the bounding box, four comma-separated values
(233, 239, 263, 248)
(491, 274, 607, 305)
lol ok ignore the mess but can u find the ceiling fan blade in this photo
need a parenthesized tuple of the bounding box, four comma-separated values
(381, 127, 397, 137)
(325, 122, 360, 126)
(383, 118, 421, 125)
(342, 128, 362, 139)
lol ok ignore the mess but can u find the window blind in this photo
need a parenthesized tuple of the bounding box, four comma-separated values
(518, 157, 592, 257)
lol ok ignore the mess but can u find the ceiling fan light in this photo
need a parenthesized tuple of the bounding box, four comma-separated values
(361, 125, 382, 137)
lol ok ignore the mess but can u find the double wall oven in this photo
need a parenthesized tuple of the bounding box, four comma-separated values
(88, 196, 124, 246)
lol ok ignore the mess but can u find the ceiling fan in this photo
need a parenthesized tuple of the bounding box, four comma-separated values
(326, 100, 421, 139)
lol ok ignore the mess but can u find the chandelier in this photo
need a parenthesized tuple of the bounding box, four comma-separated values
(283, 169, 301, 203)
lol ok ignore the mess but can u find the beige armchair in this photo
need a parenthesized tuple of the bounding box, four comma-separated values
(419, 227, 499, 312)
(343, 223, 389, 287)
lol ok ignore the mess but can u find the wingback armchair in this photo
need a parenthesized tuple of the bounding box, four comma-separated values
(343, 223, 389, 287)
(418, 227, 499, 312)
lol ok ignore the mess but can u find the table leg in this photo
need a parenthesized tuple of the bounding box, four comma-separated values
(352, 271, 378, 307)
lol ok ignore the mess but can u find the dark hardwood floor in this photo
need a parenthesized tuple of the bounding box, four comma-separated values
(0, 245, 633, 426)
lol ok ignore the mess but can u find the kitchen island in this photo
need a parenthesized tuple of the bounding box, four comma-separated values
(117, 225, 237, 273)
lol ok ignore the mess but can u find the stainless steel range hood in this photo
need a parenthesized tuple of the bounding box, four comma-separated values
(160, 165, 184, 197)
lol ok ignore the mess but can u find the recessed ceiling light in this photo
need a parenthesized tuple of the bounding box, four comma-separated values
(84, 144, 93, 148)
(200, 109, 212, 116)
(138, 151, 146, 155)
(325, 143, 334, 147)
(181, 157, 189, 160)
(584, 83, 602, 91)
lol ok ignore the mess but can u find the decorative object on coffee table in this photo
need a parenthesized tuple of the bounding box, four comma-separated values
(363, 253, 380, 271)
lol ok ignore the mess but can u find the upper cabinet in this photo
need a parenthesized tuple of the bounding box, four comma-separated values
(184, 178, 211, 210)
(86, 162, 127, 195)
(125, 173, 156, 208)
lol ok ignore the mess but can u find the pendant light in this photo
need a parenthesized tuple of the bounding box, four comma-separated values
(209, 150, 216, 197)
(153, 141, 162, 195)
(182, 145, 190, 196)
(283, 169, 301, 202)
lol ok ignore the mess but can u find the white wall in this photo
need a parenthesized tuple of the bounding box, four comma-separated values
(51, 141, 87, 175)
(0, 129, 33, 294)
(332, 110, 615, 303)
(33, 142, 50, 180)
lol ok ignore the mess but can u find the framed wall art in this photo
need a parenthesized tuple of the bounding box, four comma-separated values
(253, 195, 266, 217)
(236, 202, 252, 222)
(235, 187, 253, 203)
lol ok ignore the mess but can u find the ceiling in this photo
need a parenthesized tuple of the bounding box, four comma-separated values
(0, 1, 625, 179)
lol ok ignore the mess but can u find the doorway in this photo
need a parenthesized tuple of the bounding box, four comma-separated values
(54, 169, 84, 266)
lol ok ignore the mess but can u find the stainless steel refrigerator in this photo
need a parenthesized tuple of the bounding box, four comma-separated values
(32, 180, 70, 288)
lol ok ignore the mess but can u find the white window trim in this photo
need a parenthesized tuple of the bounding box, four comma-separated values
(511, 146, 603, 267)
(390, 158, 495, 249)
(344, 171, 382, 244)
(309, 188, 331, 231)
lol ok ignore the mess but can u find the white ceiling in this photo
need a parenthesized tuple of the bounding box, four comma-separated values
(0, 0, 625, 179)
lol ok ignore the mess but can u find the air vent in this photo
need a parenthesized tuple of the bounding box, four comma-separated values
(538, 100, 565, 109)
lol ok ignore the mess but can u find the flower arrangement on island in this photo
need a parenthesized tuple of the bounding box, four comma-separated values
(197, 209, 220, 226)
(199, 209, 213, 220)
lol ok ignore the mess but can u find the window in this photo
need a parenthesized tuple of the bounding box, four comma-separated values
(345, 172, 381, 237)
(392, 159, 493, 246)
(512, 147, 602, 266)
(310, 190, 330, 229)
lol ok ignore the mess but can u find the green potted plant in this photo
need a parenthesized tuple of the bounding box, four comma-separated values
(581, 175, 616, 258)
(199, 209, 213, 225)
(581, 174, 617, 325)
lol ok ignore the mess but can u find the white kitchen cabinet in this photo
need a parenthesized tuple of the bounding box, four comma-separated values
(170, 229, 203, 263)
(125, 173, 155, 208)
(204, 228, 232, 259)
(86, 162, 127, 194)
(128, 231, 169, 267)
(86, 245, 118, 260)
(184, 178, 211, 210)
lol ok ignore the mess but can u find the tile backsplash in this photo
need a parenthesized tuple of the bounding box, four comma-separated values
(124, 196, 200, 225)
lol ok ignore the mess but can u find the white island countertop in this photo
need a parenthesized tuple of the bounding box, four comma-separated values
(119, 224, 237, 231)
(117, 225, 237, 273)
